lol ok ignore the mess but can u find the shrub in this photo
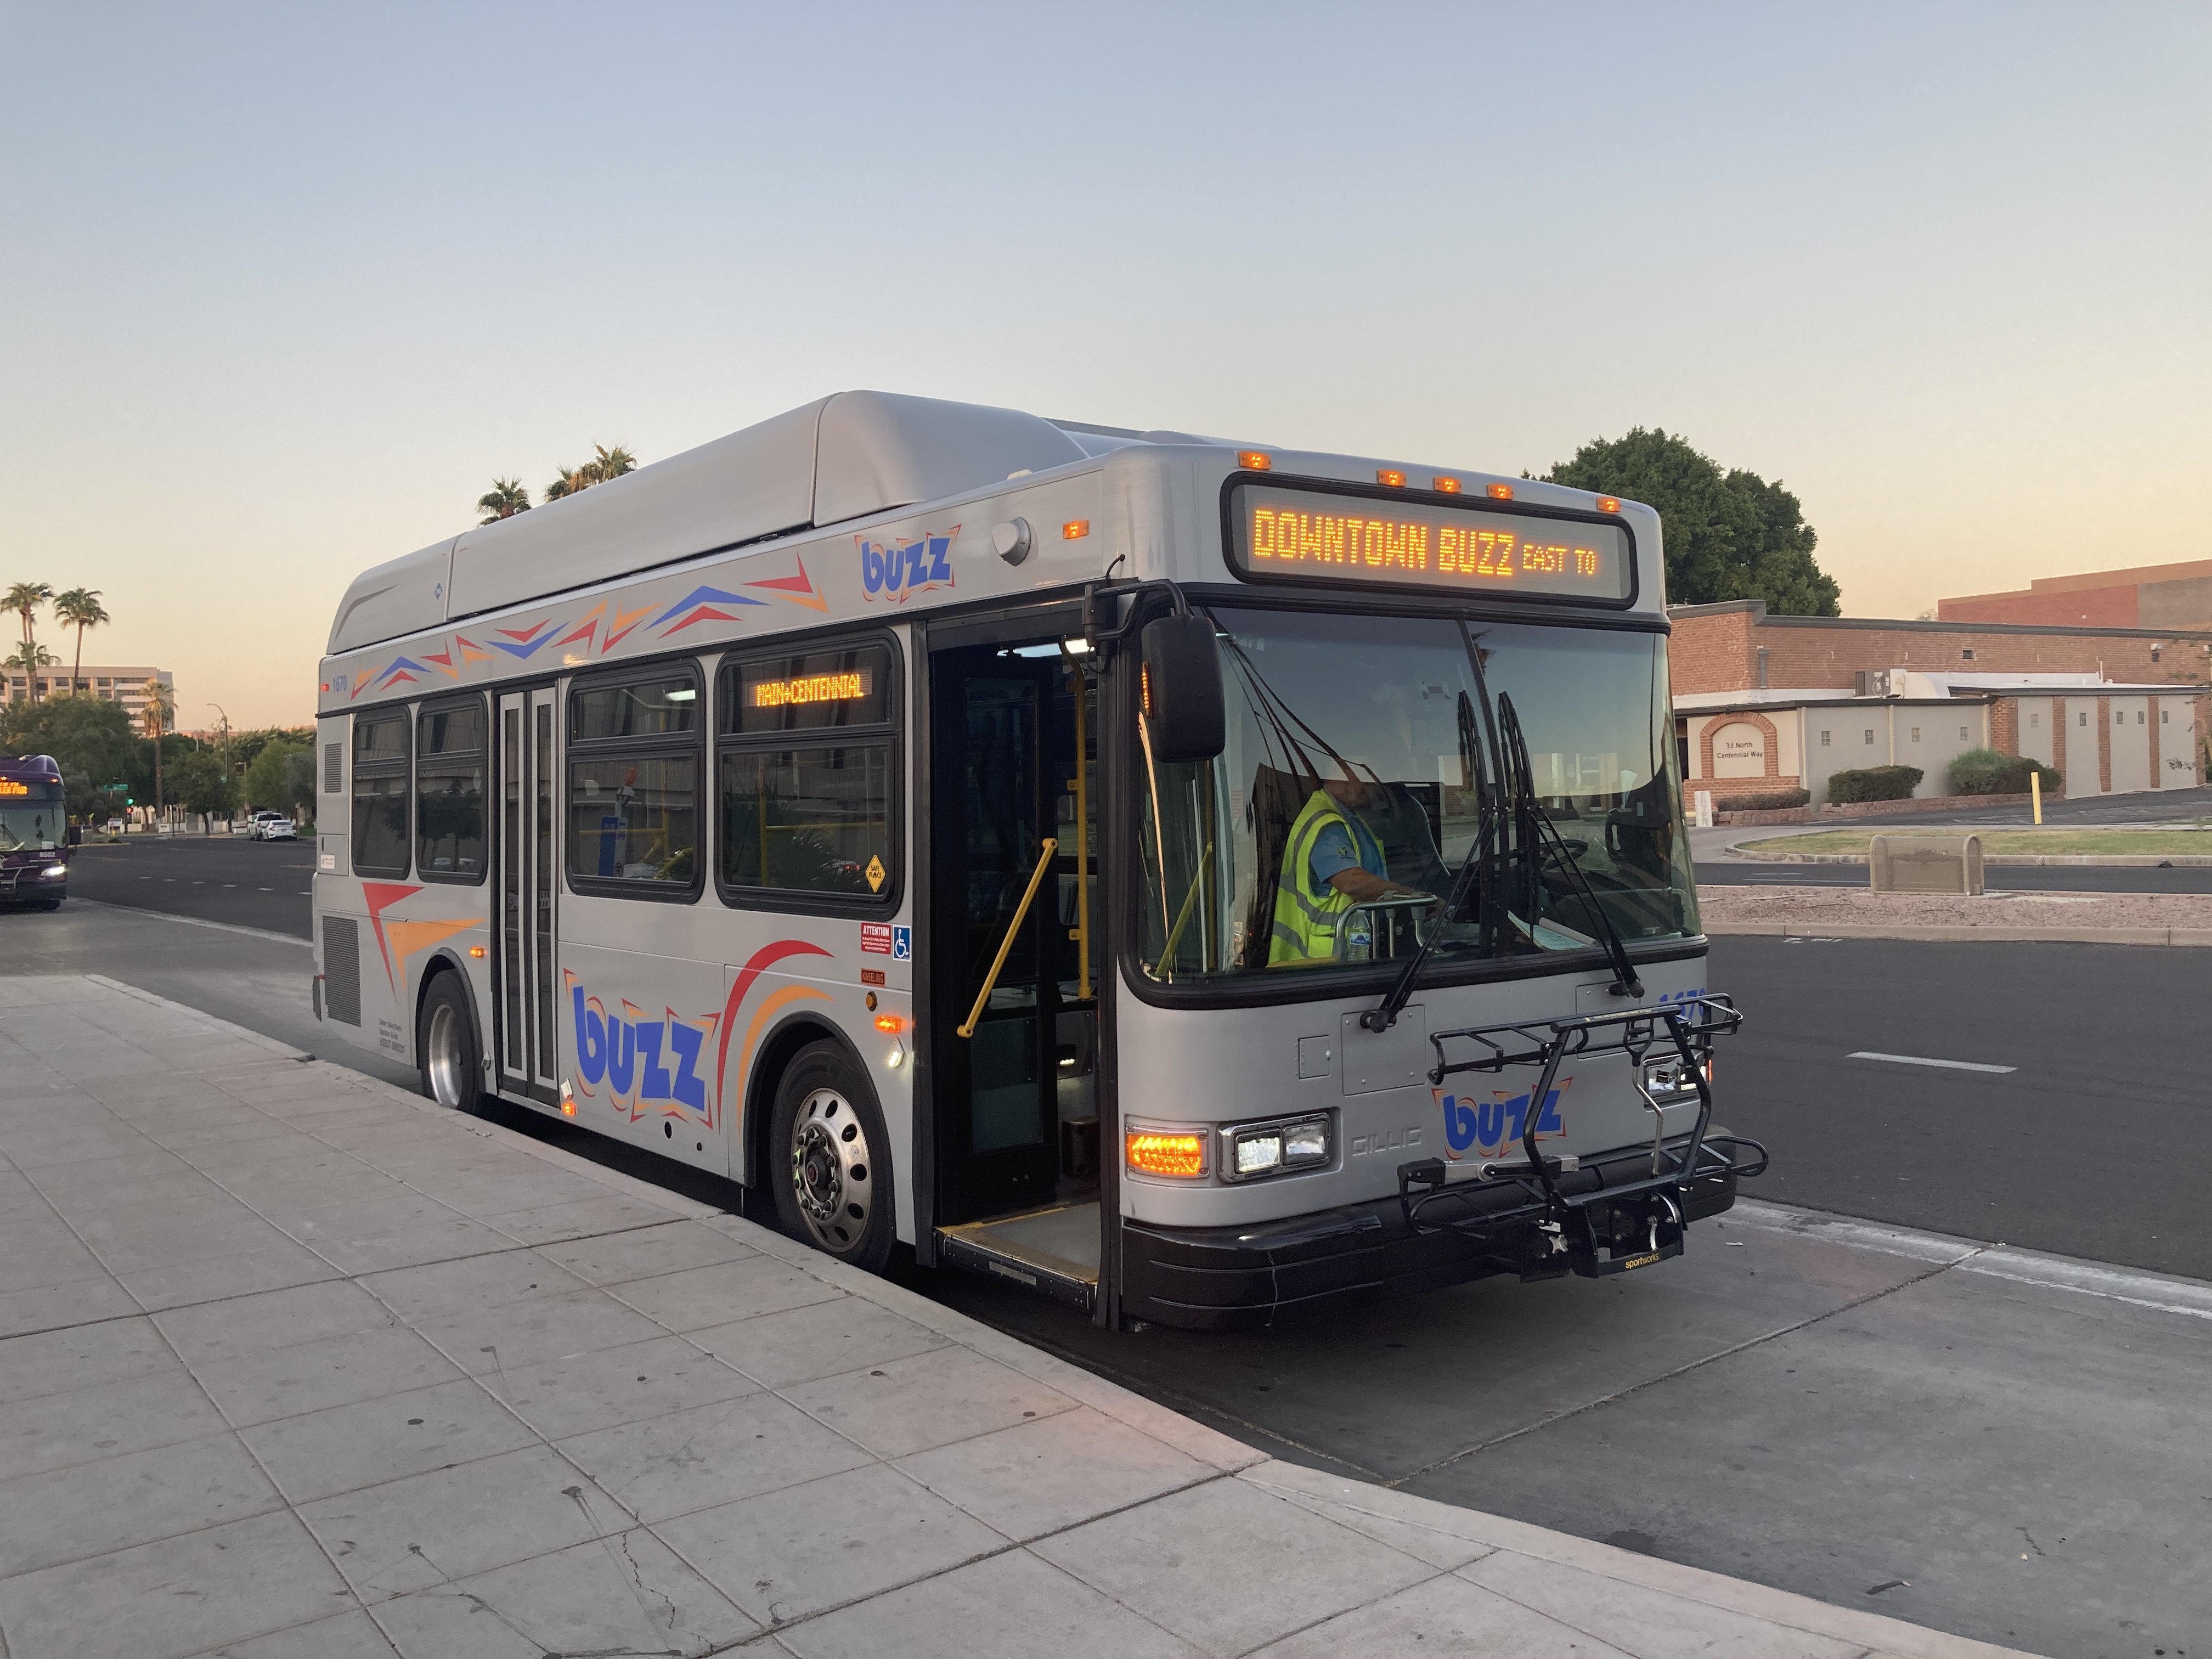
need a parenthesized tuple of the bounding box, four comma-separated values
(1827, 765, 1923, 804)
(1723, 788, 1811, 811)
(1949, 747, 2062, 797)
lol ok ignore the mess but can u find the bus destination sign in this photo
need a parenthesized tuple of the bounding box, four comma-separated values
(1228, 483, 1632, 603)
(748, 668, 873, 710)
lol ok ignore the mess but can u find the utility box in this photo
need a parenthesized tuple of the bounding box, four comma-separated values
(1869, 834, 1984, 894)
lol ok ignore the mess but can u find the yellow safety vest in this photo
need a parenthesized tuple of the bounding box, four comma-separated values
(1269, 789, 1383, 966)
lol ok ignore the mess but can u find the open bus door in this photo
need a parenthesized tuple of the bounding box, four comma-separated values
(928, 633, 1104, 1312)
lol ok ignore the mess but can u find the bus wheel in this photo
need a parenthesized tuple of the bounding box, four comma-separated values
(770, 1042, 893, 1273)
(417, 973, 487, 1118)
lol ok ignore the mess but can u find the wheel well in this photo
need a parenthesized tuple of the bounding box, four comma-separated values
(743, 1015, 867, 1190)
(413, 954, 479, 1059)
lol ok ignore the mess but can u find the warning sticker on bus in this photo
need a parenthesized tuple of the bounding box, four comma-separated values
(861, 923, 894, 955)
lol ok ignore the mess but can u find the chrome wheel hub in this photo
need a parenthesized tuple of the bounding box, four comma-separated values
(788, 1087, 871, 1252)
(424, 1001, 467, 1108)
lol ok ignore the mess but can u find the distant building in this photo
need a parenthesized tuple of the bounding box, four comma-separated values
(3, 665, 175, 730)
(1939, 558, 2212, 630)
(1669, 600, 2209, 803)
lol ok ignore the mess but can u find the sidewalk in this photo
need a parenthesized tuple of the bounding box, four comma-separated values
(0, 974, 2034, 1659)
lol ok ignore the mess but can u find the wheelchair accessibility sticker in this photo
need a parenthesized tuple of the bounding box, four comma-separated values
(1435, 1077, 1572, 1161)
(892, 926, 911, 961)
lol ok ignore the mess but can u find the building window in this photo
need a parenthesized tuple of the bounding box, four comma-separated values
(2030, 713, 2040, 728)
(2115, 711, 2124, 726)
(2137, 710, 2146, 724)
(2152, 646, 2163, 662)
(1959, 726, 1969, 742)
(2163, 709, 2171, 724)
(1961, 648, 1976, 661)
(718, 641, 899, 904)
(1864, 729, 1875, 744)
(566, 669, 702, 895)
(1820, 730, 1831, 747)
(2079, 712, 2089, 727)
(1910, 727, 1921, 743)
(415, 696, 487, 884)
(351, 712, 411, 878)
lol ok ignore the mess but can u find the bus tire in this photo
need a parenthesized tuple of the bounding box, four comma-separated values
(417, 970, 488, 1118)
(769, 1040, 894, 1274)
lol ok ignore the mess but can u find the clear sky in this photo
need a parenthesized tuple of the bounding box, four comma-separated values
(3, 2, 2205, 726)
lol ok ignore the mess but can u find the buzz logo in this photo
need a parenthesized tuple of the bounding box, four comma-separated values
(566, 970, 721, 1126)
(1435, 1077, 1572, 1161)
(859, 527, 958, 605)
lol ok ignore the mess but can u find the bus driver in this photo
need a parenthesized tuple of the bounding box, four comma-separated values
(1270, 773, 1431, 966)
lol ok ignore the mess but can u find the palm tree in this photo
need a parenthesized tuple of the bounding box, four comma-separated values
(544, 464, 588, 501)
(544, 445, 639, 501)
(477, 478, 532, 524)
(53, 588, 108, 695)
(4, 582, 53, 703)
(140, 680, 175, 830)
(4, 642, 58, 703)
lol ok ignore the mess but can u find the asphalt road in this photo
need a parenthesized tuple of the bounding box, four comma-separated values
(45, 832, 315, 937)
(1697, 859, 2212, 891)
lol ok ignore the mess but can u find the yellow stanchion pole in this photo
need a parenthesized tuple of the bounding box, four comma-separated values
(2030, 770, 2042, 825)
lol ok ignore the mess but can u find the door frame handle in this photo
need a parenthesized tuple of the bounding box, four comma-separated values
(957, 837, 1059, 1039)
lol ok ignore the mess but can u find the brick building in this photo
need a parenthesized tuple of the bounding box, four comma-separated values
(1939, 557, 2212, 631)
(1668, 600, 2210, 804)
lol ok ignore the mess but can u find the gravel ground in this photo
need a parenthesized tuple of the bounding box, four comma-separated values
(1696, 884, 2212, 930)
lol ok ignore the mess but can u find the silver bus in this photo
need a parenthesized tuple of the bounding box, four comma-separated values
(312, 392, 1762, 1330)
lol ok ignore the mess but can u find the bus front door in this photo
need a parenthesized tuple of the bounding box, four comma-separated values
(495, 686, 561, 1107)
(930, 642, 1101, 1307)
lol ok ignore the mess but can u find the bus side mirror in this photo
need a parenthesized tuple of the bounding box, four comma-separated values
(1139, 614, 1224, 763)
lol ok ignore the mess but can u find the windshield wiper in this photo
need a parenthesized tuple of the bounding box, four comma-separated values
(1497, 693, 1643, 1000)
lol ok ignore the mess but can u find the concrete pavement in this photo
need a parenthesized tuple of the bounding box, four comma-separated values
(0, 974, 2033, 1658)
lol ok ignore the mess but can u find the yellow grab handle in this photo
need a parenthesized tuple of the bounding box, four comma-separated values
(957, 837, 1059, 1039)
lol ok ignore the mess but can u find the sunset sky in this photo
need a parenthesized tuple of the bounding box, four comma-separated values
(3, 2, 2206, 725)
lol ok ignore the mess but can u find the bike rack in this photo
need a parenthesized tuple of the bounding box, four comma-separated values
(1397, 994, 1768, 1278)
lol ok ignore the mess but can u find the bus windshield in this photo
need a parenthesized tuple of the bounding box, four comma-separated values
(1137, 607, 1697, 983)
(0, 804, 61, 852)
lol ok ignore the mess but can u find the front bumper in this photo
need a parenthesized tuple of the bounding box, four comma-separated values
(0, 864, 67, 900)
(1119, 1138, 1743, 1331)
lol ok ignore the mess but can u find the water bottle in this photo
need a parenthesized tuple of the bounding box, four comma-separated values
(1345, 909, 1373, 963)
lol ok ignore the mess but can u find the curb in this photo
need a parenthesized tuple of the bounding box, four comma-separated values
(1728, 848, 2212, 866)
(1705, 922, 2212, 945)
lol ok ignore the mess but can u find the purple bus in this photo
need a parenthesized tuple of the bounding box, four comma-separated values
(0, 755, 69, 910)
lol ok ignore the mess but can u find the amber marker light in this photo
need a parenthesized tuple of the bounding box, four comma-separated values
(561, 1100, 577, 1116)
(469, 946, 486, 958)
(874, 1014, 904, 1034)
(1127, 1131, 1206, 1178)
(1236, 451, 1273, 471)
(1376, 469, 1406, 488)
(1062, 520, 1090, 540)
(1596, 495, 1622, 514)
(1431, 476, 1462, 494)
(1486, 483, 1515, 500)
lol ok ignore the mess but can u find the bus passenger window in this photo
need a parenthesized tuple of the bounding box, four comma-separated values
(566, 671, 702, 893)
(416, 696, 487, 883)
(719, 642, 899, 904)
(351, 711, 411, 877)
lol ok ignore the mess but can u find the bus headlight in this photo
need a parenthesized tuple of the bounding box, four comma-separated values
(40, 864, 67, 879)
(1221, 1115, 1331, 1182)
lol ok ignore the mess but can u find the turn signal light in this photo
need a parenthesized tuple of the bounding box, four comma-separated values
(874, 1014, 904, 1033)
(1486, 483, 1514, 500)
(1431, 476, 1462, 494)
(1596, 495, 1622, 514)
(1376, 469, 1406, 487)
(469, 946, 486, 958)
(1062, 520, 1090, 540)
(1236, 451, 1272, 471)
(1126, 1131, 1206, 1178)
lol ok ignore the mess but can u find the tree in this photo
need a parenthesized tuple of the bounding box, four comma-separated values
(544, 444, 640, 501)
(171, 750, 236, 832)
(1542, 429, 1841, 616)
(477, 478, 532, 524)
(140, 680, 175, 825)
(0, 692, 136, 788)
(4, 641, 57, 678)
(4, 582, 54, 701)
(244, 740, 314, 817)
(52, 589, 108, 692)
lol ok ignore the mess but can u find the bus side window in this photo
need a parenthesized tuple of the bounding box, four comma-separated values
(416, 695, 488, 883)
(717, 640, 900, 905)
(565, 667, 704, 896)
(352, 710, 412, 878)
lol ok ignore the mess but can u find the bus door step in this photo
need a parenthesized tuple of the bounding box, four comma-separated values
(936, 1203, 1099, 1314)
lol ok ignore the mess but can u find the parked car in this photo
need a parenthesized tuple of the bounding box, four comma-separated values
(246, 811, 287, 840)
(259, 816, 298, 842)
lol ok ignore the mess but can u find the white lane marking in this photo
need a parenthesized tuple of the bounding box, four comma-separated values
(1728, 1200, 2212, 1322)
(1848, 1051, 2015, 1074)
(67, 897, 310, 947)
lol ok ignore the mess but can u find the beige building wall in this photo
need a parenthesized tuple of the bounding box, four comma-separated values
(3, 665, 174, 728)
